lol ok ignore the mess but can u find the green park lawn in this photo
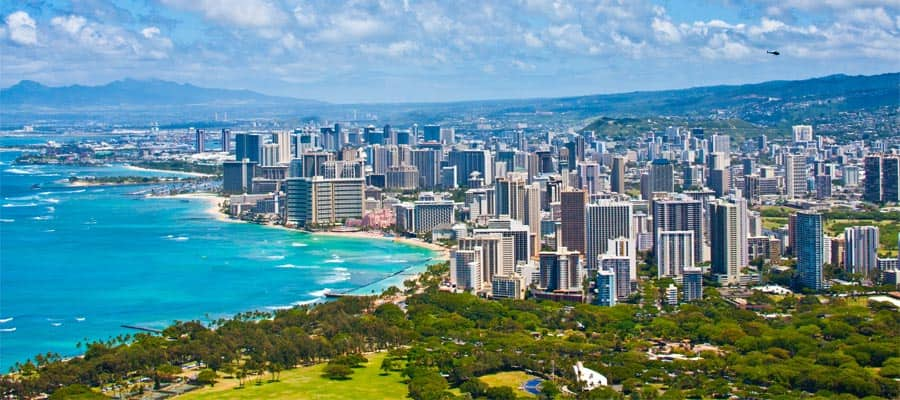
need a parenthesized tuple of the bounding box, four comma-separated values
(178, 352, 408, 400)
(478, 371, 539, 398)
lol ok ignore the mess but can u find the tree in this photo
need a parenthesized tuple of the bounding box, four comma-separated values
(485, 386, 518, 400)
(196, 369, 217, 387)
(459, 378, 488, 397)
(323, 363, 353, 380)
(381, 357, 395, 375)
(540, 380, 561, 399)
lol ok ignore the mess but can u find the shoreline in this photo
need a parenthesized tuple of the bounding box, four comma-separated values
(122, 164, 214, 178)
(151, 192, 449, 295)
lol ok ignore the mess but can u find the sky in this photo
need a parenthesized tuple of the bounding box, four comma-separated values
(1, 0, 898, 103)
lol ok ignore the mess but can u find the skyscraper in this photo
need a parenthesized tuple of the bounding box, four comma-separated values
(235, 133, 261, 163)
(882, 156, 899, 203)
(539, 246, 582, 292)
(423, 124, 441, 142)
(284, 176, 365, 227)
(451, 248, 483, 292)
(657, 231, 694, 278)
(585, 201, 633, 272)
(221, 129, 231, 153)
(792, 125, 813, 143)
(785, 154, 807, 199)
(194, 128, 205, 153)
(594, 268, 616, 306)
(796, 212, 824, 291)
(709, 200, 744, 285)
(611, 156, 626, 194)
(649, 159, 675, 193)
(448, 149, 492, 187)
(844, 226, 879, 279)
(682, 266, 703, 301)
(652, 199, 704, 264)
(864, 155, 883, 203)
(598, 256, 631, 300)
(560, 190, 587, 255)
(222, 159, 256, 194)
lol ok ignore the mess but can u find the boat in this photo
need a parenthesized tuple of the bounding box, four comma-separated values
(31, 183, 41, 190)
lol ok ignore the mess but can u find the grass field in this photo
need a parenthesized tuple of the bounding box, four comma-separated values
(478, 371, 539, 398)
(177, 352, 408, 400)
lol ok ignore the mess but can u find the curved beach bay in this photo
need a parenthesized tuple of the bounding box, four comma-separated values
(0, 149, 438, 371)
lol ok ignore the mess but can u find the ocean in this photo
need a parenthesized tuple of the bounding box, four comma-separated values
(0, 135, 436, 371)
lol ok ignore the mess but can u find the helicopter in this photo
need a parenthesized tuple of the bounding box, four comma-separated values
(767, 50, 780, 56)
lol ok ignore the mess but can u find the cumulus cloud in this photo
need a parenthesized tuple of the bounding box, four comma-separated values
(6, 11, 38, 46)
(160, 0, 288, 28)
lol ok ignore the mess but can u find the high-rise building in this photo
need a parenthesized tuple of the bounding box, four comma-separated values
(194, 128, 205, 153)
(459, 234, 515, 283)
(844, 226, 879, 279)
(235, 133, 261, 163)
(594, 268, 616, 306)
(585, 201, 633, 272)
(710, 134, 731, 159)
(474, 219, 532, 264)
(709, 200, 744, 285)
(682, 266, 703, 301)
(598, 256, 631, 300)
(815, 174, 832, 199)
(221, 129, 231, 153)
(785, 154, 807, 199)
(611, 156, 626, 194)
(385, 165, 419, 191)
(657, 231, 694, 278)
(448, 149, 492, 187)
(539, 246, 583, 292)
(708, 168, 729, 197)
(223, 159, 256, 194)
(796, 212, 824, 291)
(413, 200, 455, 234)
(273, 131, 292, 163)
(652, 199, 704, 264)
(864, 155, 883, 203)
(649, 159, 675, 193)
(423, 124, 441, 142)
(451, 248, 483, 292)
(410, 149, 441, 189)
(284, 177, 365, 227)
(260, 143, 281, 166)
(882, 157, 899, 203)
(792, 125, 813, 143)
(560, 190, 587, 255)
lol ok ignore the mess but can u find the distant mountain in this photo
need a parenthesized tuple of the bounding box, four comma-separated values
(0, 79, 324, 109)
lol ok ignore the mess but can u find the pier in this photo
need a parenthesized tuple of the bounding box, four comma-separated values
(121, 325, 163, 334)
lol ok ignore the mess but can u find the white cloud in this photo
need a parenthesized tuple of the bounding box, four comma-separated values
(316, 14, 387, 42)
(141, 27, 161, 39)
(546, 24, 598, 53)
(523, 31, 544, 48)
(360, 40, 418, 57)
(52, 15, 86, 36)
(512, 59, 536, 71)
(700, 32, 753, 60)
(651, 17, 681, 43)
(292, 5, 317, 28)
(6, 11, 38, 46)
(160, 0, 288, 28)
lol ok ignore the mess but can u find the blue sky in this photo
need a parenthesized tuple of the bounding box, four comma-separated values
(1, 0, 898, 103)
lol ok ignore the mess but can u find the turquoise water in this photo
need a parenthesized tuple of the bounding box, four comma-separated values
(0, 137, 436, 371)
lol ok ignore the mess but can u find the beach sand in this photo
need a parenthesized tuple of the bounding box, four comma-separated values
(122, 165, 214, 177)
(312, 230, 450, 260)
(157, 192, 232, 222)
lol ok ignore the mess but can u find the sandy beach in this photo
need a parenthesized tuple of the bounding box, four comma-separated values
(123, 165, 214, 177)
(312, 230, 450, 260)
(156, 192, 232, 222)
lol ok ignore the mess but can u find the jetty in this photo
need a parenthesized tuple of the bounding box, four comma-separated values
(121, 325, 163, 334)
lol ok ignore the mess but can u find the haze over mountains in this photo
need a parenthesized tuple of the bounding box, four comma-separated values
(1, 72, 897, 127)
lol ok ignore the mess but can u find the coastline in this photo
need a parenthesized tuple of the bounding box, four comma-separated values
(122, 164, 214, 178)
(152, 192, 449, 295)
